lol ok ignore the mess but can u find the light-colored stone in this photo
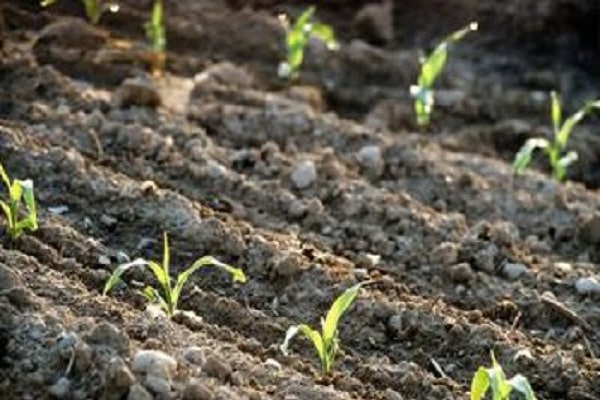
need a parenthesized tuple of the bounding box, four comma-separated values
(502, 262, 527, 280)
(357, 145, 383, 176)
(290, 160, 316, 189)
(575, 276, 600, 295)
(103, 357, 136, 400)
(132, 350, 178, 379)
(448, 263, 475, 283)
(48, 377, 70, 398)
(143, 374, 171, 395)
(183, 346, 205, 366)
(86, 322, 130, 355)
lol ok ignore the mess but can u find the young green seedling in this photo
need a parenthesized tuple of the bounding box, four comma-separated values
(144, 0, 166, 75)
(410, 22, 478, 126)
(470, 352, 536, 400)
(513, 91, 600, 181)
(103, 232, 246, 317)
(40, 0, 119, 24)
(280, 283, 362, 375)
(278, 6, 338, 80)
(0, 162, 38, 241)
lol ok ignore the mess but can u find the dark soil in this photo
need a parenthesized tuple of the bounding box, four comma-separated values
(0, 1, 599, 399)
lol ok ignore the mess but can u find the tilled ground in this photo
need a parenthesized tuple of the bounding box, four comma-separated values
(0, 1, 599, 399)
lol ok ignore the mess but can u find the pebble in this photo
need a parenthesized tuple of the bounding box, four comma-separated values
(143, 374, 171, 395)
(357, 145, 384, 176)
(384, 388, 404, 400)
(48, 377, 70, 398)
(132, 350, 178, 379)
(183, 346, 205, 366)
(127, 384, 153, 400)
(575, 277, 600, 295)
(0, 263, 21, 291)
(183, 378, 214, 400)
(290, 160, 316, 189)
(502, 262, 527, 280)
(203, 355, 232, 381)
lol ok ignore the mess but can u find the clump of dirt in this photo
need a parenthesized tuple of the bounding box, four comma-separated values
(0, 1, 599, 399)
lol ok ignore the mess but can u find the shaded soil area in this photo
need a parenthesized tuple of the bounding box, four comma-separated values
(0, 1, 599, 399)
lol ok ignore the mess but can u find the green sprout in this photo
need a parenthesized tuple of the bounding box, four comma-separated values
(513, 91, 600, 181)
(40, 0, 119, 24)
(280, 283, 362, 375)
(410, 22, 478, 126)
(103, 232, 246, 317)
(278, 6, 338, 80)
(144, 0, 166, 75)
(470, 352, 536, 400)
(0, 162, 38, 241)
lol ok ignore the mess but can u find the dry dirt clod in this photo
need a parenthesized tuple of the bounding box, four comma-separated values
(127, 384, 153, 400)
(579, 213, 600, 244)
(203, 355, 232, 381)
(353, 1, 394, 45)
(447, 263, 475, 283)
(86, 322, 130, 356)
(116, 77, 162, 108)
(183, 346, 205, 366)
(183, 378, 214, 400)
(48, 377, 71, 398)
(103, 357, 136, 400)
(502, 262, 528, 280)
(575, 277, 600, 295)
(0, 263, 21, 291)
(132, 350, 178, 378)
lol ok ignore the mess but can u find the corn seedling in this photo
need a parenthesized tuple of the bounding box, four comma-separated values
(410, 22, 478, 126)
(470, 352, 536, 400)
(103, 232, 246, 317)
(144, 0, 166, 75)
(278, 6, 338, 80)
(280, 283, 362, 375)
(0, 162, 37, 241)
(513, 92, 600, 181)
(40, 0, 119, 24)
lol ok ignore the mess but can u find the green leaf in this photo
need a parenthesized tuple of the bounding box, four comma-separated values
(310, 22, 338, 50)
(294, 6, 315, 33)
(419, 43, 448, 88)
(0, 163, 11, 192)
(509, 374, 536, 400)
(512, 138, 550, 174)
(103, 258, 149, 295)
(19, 179, 37, 231)
(550, 91, 562, 136)
(470, 367, 490, 400)
(281, 324, 326, 370)
(0, 200, 12, 227)
(322, 283, 361, 347)
(447, 21, 479, 42)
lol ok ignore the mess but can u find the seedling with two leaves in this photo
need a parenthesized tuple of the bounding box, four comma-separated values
(103, 232, 246, 317)
(410, 22, 478, 126)
(513, 91, 600, 181)
(280, 283, 362, 375)
(278, 6, 338, 80)
(0, 162, 38, 241)
(470, 352, 536, 400)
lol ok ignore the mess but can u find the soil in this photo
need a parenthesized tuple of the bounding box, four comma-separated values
(0, 1, 599, 399)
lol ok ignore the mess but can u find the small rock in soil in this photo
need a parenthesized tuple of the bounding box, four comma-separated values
(448, 263, 475, 283)
(127, 384, 153, 400)
(116, 76, 162, 108)
(385, 388, 405, 400)
(575, 277, 600, 295)
(502, 262, 528, 280)
(48, 377, 70, 398)
(86, 322, 130, 355)
(132, 350, 178, 378)
(489, 221, 520, 245)
(353, 1, 394, 45)
(183, 346, 205, 366)
(193, 61, 255, 89)
(357, 145, 384, 177)
(183, 378, 214, 400)
(104, 357, 136, 400)
(290, 160, 317, 189)
(203, 354, 232, 381)
(579, 213, 600, 244)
